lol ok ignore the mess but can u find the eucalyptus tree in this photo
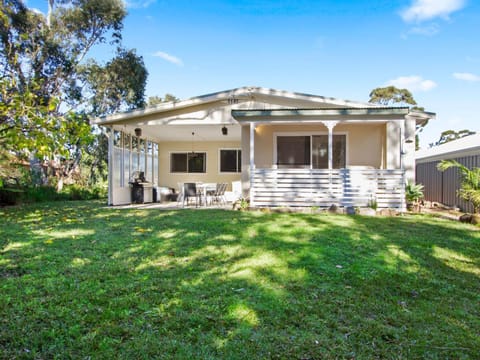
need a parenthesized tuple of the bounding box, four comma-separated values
(0, 0, 147, 187)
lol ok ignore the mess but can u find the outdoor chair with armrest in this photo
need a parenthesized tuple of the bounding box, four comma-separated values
(183, 182, 200, 207)
(210, 183, 227, 205)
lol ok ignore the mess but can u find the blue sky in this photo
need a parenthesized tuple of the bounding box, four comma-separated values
(30, 0, 479, 148)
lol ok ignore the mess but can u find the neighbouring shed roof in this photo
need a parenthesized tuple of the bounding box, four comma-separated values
(416, 133, 480, 162)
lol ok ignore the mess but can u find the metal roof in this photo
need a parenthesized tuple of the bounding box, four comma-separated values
(91, 86, 380, 125)
(416, 133, 480, 161)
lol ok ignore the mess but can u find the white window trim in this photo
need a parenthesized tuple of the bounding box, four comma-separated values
(273, 131, 348, 169)
(218, 148, 242, 174)
(169, 151, 208, 174)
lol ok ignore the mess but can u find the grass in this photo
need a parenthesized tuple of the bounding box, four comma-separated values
(1, 201, 479, 359)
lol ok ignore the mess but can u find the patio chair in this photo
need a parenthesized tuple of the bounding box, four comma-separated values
(210, 183, 227, 205)
(183, 182, 200, 207)
(218, 183, 228, 204)
(176, 182, 184, 205)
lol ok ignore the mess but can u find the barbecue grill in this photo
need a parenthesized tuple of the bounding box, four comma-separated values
(129, 171, 152, 204)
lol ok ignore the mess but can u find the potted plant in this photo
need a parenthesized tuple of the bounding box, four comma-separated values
(405, 182, 424, 212)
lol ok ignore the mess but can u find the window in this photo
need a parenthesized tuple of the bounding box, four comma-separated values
(276, 134, 346, 169)
(220, 149, 241, 173)
(170, 152, 206, 173)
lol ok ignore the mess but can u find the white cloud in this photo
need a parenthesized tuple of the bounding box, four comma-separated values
(124, 0, 156, 9)
(387, 76, 437, 92)
(153, 51, 184, 67)
(401, 0, 466, 22)
(453, 72, 480, 82)
(408, 23, 440, 36)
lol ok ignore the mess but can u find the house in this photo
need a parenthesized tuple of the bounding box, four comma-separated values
(416, 133, 480, 212)
(91, 86, 435, 209)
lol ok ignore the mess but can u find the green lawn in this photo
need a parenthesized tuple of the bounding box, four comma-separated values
(1, 201, 479, 359)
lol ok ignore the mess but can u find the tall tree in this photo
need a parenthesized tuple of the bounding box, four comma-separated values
(368, 86, 418, 107)
(84, 48, 148, 116)
(0, 0, 148, 188)
(368, 86, 425, 149)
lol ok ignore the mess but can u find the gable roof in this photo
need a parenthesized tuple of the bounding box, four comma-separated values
(91, 86, 378, 126)
(416, 133, 480, 162)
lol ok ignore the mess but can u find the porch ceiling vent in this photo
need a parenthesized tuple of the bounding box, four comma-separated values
(134, 128, 142, 137)
(222, 126, 228, 136)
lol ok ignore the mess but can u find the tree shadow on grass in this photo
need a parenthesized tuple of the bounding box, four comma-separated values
(1, 202, 479, 359)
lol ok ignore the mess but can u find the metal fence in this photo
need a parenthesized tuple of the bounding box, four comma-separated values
(416, 154, 480, 213)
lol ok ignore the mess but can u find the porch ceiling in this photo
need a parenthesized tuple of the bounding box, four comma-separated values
(113, 124, 242, 142)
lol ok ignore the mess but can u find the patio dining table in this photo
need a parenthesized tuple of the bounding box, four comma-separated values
(196, 182, 217, 207)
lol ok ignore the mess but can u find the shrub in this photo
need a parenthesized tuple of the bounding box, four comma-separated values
(1, 184, 107, 205)
(405, 182, 424, 204)
(438, 160, 480, 213)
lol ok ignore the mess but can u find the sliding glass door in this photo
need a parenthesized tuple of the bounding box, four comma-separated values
(276, 134, 346, 169)
(276, 136, 311, 168)
(312, 135, 346, 169)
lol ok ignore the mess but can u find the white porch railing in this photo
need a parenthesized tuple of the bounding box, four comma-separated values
(252, 168, 405, 209)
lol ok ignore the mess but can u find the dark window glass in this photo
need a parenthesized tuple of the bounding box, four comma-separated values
(237, 150, 242, 172)
(170, 152, 206, 173)
(312, 135, 328, 169)
(188, 152, 206, 173)
(312, 135, 346, 169)
(171, 153, 187, 172)
(332, 135, 346, 169)
(277, 136, 310, 167)
(220, 149, 241, 172)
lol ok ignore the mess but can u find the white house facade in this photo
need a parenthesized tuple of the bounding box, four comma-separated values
(91, 87, 435, 209)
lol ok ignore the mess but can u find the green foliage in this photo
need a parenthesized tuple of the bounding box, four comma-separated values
(0, 202, 479, 358)
(405, 181, 424, 204)
(0, 0, 147, 189)
(368, 86, 417, 107)
(0, 0, 126, 109)
(0, 78, 61, 159)
(234, 197, 249, 211)
(438, 160, 480, 213)
(430, 129, 476, 147)
(0, 183, 107, 205)
(367, 196, 378, 210)
(147, 93, 180, 106)
(83, 48, 148, 116)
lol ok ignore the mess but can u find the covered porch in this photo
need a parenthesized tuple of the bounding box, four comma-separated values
(104, 122, 243, 206)
(232, 108, 425, 210)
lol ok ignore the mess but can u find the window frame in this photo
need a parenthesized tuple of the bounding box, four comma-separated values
(169, 151, 207, 174)
(219, 148, 242, 174)
(273, 131, 348, 169)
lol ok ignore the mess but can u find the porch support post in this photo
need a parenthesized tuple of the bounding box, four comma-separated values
(249, 122, 256, 207)
(321, 121, 338, 170)
(107, 127, 114, 206)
